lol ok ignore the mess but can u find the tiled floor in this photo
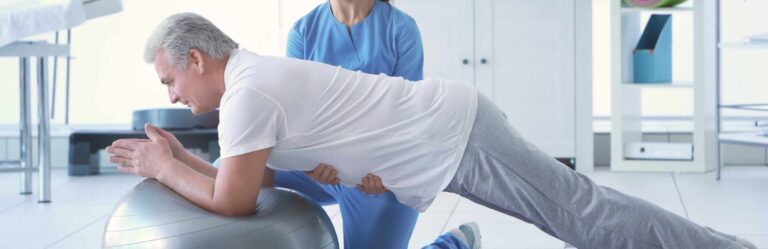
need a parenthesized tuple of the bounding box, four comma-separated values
(0, 166, 766, 249)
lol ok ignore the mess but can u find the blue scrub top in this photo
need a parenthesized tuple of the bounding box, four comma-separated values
(286, 0, 424, 81)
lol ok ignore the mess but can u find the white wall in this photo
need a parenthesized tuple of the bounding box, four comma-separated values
(719, 0, 768, 119)
(1, 0, 767, 125)
(0, 0, 323, 125)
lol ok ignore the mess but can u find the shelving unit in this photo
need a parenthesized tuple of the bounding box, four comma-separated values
(610, 0, 719, 172)
(716, 0, 768, 180)
(720, 42, 768, 49)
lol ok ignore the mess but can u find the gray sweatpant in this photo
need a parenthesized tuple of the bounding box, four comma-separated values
(445, 93, 746, 249)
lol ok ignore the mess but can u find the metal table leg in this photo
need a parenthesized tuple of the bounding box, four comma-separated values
(717, 142, 722, 180)
(19, 57, 33, 195)
(37, 57, 51, 203)
(1, 41, 65, 202)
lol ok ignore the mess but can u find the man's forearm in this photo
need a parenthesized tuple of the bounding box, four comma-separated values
(156, 158, 220, 213)
(178, 150, 218, 178)
(262, 167, 275, 187)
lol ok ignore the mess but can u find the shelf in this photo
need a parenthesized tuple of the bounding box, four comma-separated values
(621, 6, 694, 14)
(720, 132, 768, 146)
(620, 82, 694, 89)
(719, 42, 768, 49)
(719, 103, 768, 112)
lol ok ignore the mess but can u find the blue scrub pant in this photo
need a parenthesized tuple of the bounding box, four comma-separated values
(275, 171, 419, 249)
(422, 232, 469, 249)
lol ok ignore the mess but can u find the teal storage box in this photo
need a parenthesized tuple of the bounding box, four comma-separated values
(633, 14, 672, 83)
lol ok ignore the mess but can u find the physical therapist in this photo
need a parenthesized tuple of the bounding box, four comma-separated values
(282, 0, 477, 248)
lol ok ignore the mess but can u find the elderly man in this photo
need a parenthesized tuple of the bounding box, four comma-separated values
(107, 13, 755, 249)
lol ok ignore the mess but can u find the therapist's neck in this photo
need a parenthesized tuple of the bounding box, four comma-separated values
(330, 0, 376, 27)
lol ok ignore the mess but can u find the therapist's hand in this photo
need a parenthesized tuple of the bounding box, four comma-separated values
(306, 163, 341, 185)
(358, 174, 387, 195)
(106, 124, 175, 179)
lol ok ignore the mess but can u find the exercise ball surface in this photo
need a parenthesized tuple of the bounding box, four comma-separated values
(103, 179, 338, 249)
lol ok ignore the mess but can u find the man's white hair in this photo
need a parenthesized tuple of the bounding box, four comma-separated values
(144, 13, 238, 68)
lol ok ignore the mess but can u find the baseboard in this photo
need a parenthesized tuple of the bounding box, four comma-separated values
(1, 131, 766, 170)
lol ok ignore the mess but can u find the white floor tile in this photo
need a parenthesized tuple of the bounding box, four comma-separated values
(48, 218, 105, 249)
(675, 166, 768, 236)
(426, 192, 461, 213)
(0, 236, 49, 249)
(47, 236, 102, 249)
(65, 216, 108, 238)
(407, 212, 453, 249)
(322, 204, 341, 219)
(1, 166, 766, 249)
(0, 169, 75, 198)
(0, 169, 137, 249)
(331, 215, 344, 249)
(0, 194, 34, 213)
(736, 234, 768, 249)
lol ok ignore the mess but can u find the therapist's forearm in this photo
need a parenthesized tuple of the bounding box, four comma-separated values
(178, 150, 218, 178)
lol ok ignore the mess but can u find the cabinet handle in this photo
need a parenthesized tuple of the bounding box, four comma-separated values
(462, 59, 469, 65)
(480, 58, 488, 64)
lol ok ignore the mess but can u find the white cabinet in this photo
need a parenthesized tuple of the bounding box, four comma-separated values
(393, 0, 475, 85)
(396, 0, 593, 170)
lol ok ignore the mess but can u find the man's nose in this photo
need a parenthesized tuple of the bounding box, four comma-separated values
(169, 91, 180, 104)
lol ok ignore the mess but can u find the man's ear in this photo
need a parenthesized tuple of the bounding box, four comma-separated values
(188, 49, 205, 74)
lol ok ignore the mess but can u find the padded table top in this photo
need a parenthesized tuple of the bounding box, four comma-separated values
(0, 0, 86, 47)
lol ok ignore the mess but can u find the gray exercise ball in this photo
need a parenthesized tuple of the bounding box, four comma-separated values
(103, 179, 339, 249)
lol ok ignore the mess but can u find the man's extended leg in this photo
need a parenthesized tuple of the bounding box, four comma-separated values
(445, 94, 749, 249)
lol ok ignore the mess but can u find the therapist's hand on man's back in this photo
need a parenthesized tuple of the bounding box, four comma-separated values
(358, 174, 387, 195)
(307, 163, 388, 195)
(306, 163, 341, 185)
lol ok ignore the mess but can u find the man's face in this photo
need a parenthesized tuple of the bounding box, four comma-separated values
(153, 49, 216, 114)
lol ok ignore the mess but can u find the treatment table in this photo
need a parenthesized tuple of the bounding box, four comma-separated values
(0, 0, 122, 202)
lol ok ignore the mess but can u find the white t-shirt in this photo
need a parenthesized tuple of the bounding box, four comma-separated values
(218, 49, 477, 211)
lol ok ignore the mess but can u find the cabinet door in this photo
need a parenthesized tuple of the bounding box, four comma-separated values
(476, 0, 576, 158)
(394, 0, 474, 84)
